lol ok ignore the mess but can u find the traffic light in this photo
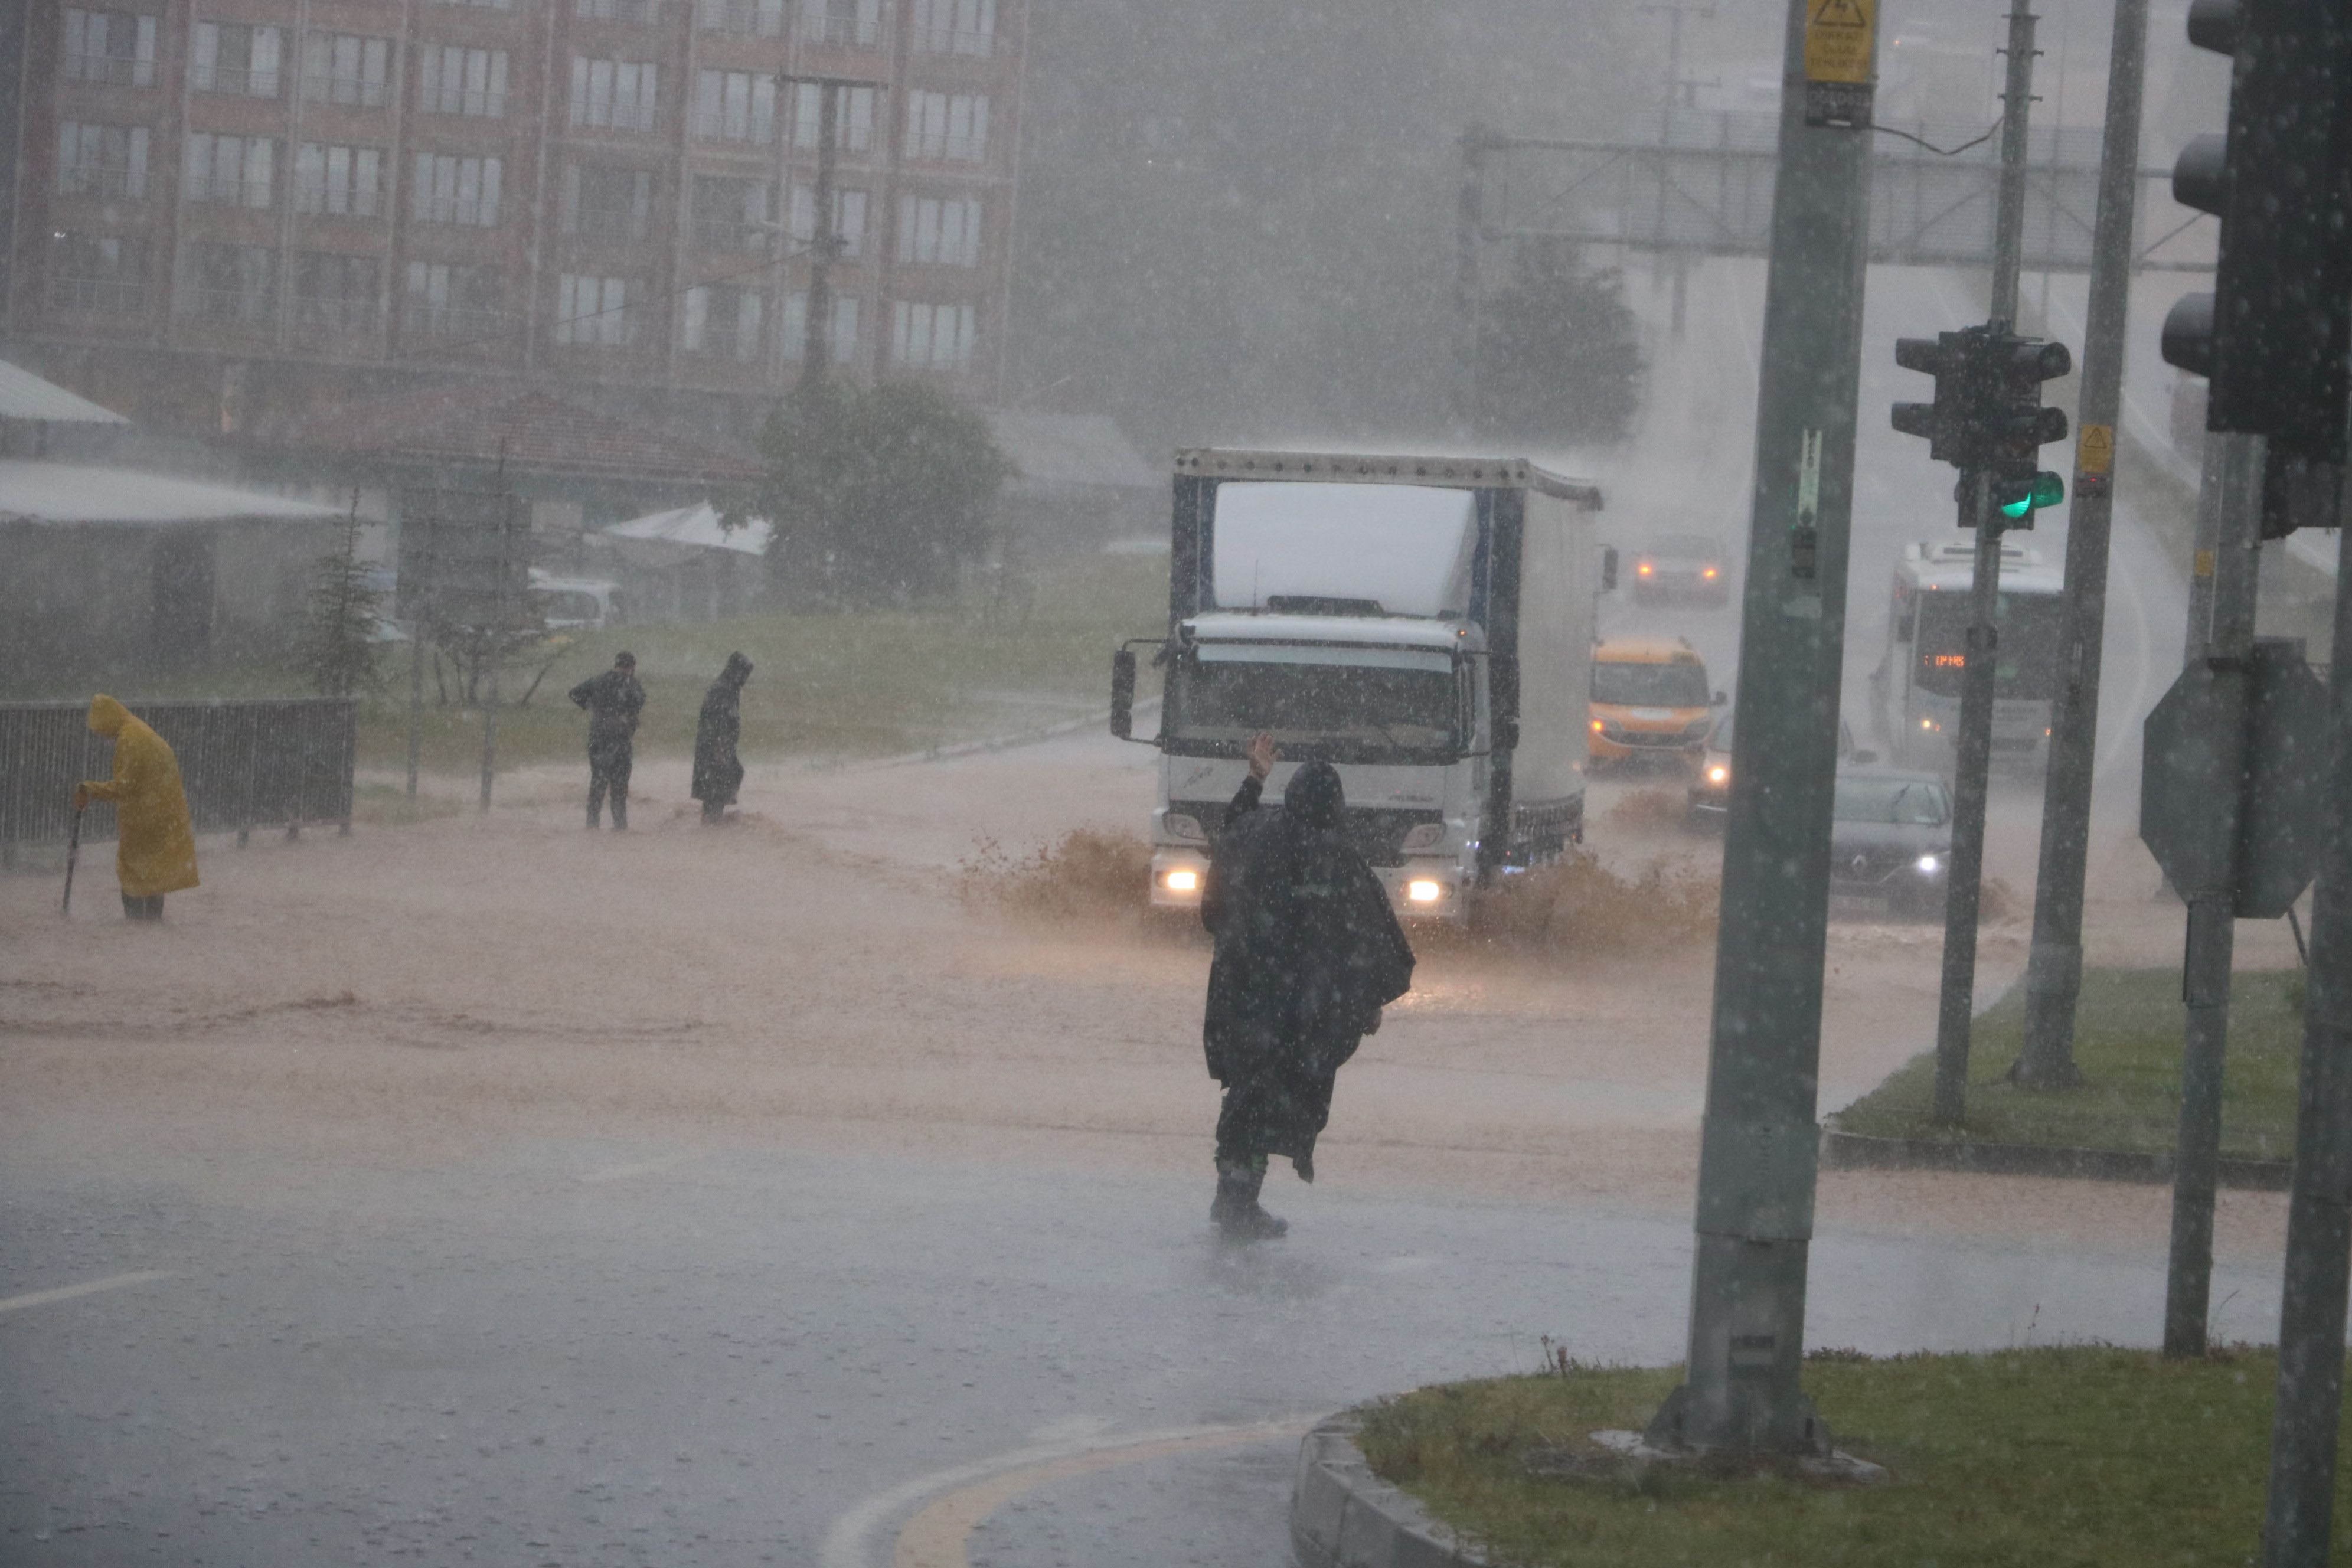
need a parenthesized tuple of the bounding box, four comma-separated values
(1892, 327, 1995, 469)
(1992, 471, 2066, 521)
(2158, 0, 2352, 476)
(1984, 334, 2070, 527)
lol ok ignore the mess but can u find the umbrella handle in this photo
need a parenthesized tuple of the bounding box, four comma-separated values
(62, 804, 84, 917)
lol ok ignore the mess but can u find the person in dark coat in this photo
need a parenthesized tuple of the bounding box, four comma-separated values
(692, 652, 753, 824)
(1200, 734, 1416, 1240)
(569, 652, 645, 830)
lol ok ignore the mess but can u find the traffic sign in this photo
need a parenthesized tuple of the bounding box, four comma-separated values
(1802, 0, 1875, 126)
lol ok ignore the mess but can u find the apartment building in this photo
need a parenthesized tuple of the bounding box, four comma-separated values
(2, 0, 1025, 440)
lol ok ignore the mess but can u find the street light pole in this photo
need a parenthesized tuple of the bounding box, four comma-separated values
(801, 78, 844, 384)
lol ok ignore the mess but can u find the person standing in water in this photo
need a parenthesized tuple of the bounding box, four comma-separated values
(1198, 733, 1415, 1240)
(569, 652, 645, 829)
(73, 695, 199, 921)
(692, 652, 753, 824)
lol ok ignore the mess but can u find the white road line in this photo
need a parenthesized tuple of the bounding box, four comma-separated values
(577, 1151, 706, 1184)
(820, 1417, 1312, 1568)
(0, 1270, 175, 1315)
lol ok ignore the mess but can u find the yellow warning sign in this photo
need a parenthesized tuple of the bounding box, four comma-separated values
(2077, 422, 2115, 478)
(1805, 0, 1876, 85)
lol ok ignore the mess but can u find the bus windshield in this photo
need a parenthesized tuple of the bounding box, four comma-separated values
(1914, 592, 2066, 699)
(1166, 645, 1464, 763)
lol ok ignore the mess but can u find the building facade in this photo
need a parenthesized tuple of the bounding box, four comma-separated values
(2, 0, 1026, 442)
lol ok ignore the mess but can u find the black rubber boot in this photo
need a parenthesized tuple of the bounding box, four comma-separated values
(1210, 1157, 1286, 1241)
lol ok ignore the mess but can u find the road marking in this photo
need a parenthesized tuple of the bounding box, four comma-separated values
(821, 1417, 1310, 1568)
(577, 1151, 706, 1184)
(0, 1270, 175, 1315)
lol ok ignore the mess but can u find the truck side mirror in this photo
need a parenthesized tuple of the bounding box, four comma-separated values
(1494, 714, 1520, 752)
(1600, 546, 1619, 593)
(1110, 649, 1137, 740)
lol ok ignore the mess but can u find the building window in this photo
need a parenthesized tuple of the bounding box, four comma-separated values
(790, 184, 865, 260)
(561, 164, 652, 240)
(300, 33, 391, 107)
(556, 274, 636, 347)
(897, 195, 982, 267)
(420, 46, 509, 117)
(293, 252, 381, 332)
(57, 122, 151, 200)
(694, 0, 784, 35)
(570, 57, 658, 132)
(181, 242, 277, 325)
(781, 292, 858, 362)
(910, 0, 994, 55)
(296, 143, 384, 217)
(801, 0, 881, 48)
(411, 153, 503, 227)
(404, 262, 505, 338)
(681, 285, 765, 361)
(890, 299, 975, 370)
(692, 176, 772, 251)
(904, 92, 987, 162)
(576, 0, 661, 19)
(790, 83, 873, 152)
(692, 70, 776, 143)
(428, 0, 512, 10)
(62, 9, 158, 86)
(191, 22, 283, 97)
(47, 232, 148, 312)
(183, 134, 275, 208)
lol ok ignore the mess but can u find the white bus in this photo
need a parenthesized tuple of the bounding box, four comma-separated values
(1871, 537, 2067, 774)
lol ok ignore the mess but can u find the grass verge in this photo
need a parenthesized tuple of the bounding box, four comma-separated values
(1831, 966, 2308, 1159)
(1358, 1345, 2343, 1567)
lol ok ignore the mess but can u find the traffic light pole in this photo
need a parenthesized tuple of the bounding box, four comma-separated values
(2164, 430, 2263, 1357)
(1643, 0, 1875, 1457)
(1929, 4, 2037, 1126)
(2015, 0, 2150, 1090)
(2262, 514, 2352, 1568)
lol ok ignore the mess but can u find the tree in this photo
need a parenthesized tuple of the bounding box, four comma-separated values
(1473, 241, 1646, 448)
(300, 512, 385, 697)
(760, 379, 1012, 606)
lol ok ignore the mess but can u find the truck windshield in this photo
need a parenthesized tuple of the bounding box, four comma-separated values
(1592, 661, 1709, 707)
(1915, 592, 2065, 699)
(1167, 646, 1462, 761)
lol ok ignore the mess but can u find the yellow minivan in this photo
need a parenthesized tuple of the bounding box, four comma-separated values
(1587, 636, 1720, 767)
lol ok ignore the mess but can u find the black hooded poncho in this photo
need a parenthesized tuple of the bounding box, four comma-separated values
(1199, 762, 1416, 1177)
(692, 652, 753, 806)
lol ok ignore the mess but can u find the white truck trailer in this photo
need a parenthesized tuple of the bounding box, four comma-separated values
(1108, 449, 1606, 924)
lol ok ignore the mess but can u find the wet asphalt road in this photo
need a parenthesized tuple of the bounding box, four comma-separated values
(1, 1125, 2286, 1568)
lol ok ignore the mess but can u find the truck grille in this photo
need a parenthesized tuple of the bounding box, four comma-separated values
(1179, 801, 1443, 868)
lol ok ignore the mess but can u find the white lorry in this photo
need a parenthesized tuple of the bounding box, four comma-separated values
(1108, 449, 1606, 925)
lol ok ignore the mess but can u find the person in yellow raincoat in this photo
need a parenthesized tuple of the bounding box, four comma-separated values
(74, 695, 200, 920)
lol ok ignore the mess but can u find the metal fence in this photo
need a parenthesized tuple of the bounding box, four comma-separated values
(0, 699, 356, 864)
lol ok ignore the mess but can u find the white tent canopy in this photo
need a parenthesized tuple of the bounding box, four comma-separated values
(601, 501, 772, 556)
(0, 460, 342, 525)
(0, 360, 131, 425)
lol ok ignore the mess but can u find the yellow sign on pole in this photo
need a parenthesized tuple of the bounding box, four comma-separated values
(2077, 422, 2115, 478)
(1804, 0, 1877, 85)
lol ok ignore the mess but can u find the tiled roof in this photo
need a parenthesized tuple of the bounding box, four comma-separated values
(264, 382, 767, 483)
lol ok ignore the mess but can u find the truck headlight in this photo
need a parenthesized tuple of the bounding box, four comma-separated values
(1163, 868, 1201, 894)
(1706, 764, 1729, 785)
(1915, 854, 1942, 875)
(1406, 878, 1445, 903)
(1163, 813, 1205, 843)
(1401, 823, 1445, 851)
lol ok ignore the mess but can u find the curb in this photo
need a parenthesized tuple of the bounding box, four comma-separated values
(1291, 1415, 1484, 1568)
(815, 699, 1162, 773)
(1819, 1123, 2293, 1191)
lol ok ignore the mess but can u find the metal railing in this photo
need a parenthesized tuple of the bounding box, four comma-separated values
(48, 275, 146, 312)
(57, 164, 146, 200)
(192, 63, 282, 97)
(179, 285, 278, 325)
(63, 52, 156, 87)
(300, 71, 389, 107)
(0, 699, 357, 863)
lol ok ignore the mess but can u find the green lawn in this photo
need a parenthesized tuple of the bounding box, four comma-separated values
(1358, 1347, 2343, 1567)
(12, 553, 1167, 775)
(1831, 967, 2308, 1161)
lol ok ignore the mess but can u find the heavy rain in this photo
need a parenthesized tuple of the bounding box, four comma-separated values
(1, 0, 2346, 1564)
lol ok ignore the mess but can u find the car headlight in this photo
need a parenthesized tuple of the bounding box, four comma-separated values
(1920, 717, 1939, 732)
(1915, 854, 1942, 875)
(1405, 878, 1445, 903)
(1707, 764, 1729, 785)
(1701, 566, 1719, 580)
(1163, 868, 1201, 894)
(1590, 717, 1606, 734)
(1401, 822, 1445, 851)
(1163, 812, 1205, 843)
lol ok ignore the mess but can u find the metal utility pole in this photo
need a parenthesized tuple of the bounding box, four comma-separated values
(1928, 4, 2039, 1127)
(2015, 0, 2150, 1090)
(2262, 517, 2352, 1568)
(796, 77, 850, 384)
(1643, 0, 1876, 1457)
(2160, 431, 2264, 1355)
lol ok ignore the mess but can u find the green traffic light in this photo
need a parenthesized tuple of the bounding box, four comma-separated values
(1998, 471, 2066, 518)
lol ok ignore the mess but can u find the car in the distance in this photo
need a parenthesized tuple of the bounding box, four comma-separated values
(1589, 636, 1720, 770)
(1631, 532, 1732, 607)
(1688, 711, 1863, 825)
(1829, 767, 1952, 917)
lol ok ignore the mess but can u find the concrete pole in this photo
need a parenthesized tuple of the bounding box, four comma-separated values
(2260, 514, 2352, 1568)
(1643, 0, 1875, 1456)
(1929, 5, 2037, 1126)
(2162, 431, 2263, 1356)
(801, 81, 842, 384)
(2015, 0, 2150, 1089)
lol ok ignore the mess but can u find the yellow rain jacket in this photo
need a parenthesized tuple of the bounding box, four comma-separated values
(80, 695, 200, 899)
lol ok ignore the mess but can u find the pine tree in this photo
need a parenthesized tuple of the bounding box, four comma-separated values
(302, 512, 386, 698)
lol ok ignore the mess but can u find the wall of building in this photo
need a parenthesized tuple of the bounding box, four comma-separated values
(5, 0, 1026, 442)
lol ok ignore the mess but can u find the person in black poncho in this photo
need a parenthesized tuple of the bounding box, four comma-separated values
(569, 652, 645, 830)
(692, 652, 753, 824)
(1200, 733, 1416, 1240)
